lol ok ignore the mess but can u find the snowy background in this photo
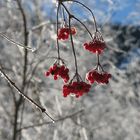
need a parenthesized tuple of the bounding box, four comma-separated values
(0, 0, 140, 140)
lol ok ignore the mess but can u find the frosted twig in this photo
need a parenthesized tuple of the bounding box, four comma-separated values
(0, 33, 33, 51)
(0, 66, 55, 122)
(18, 109, 84, 131)
(30, 21, 48, 31)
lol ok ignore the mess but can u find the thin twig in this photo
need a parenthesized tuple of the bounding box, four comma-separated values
(0, 33, 33, 51)
(0, 66, 55, 122)
(16, 0, 29, 139)
(61, 3, 93, 40)
(68, 16, 79, 75)
(72, 16, 93, 39)
(64, 0, 98, 31)
(18, 109, 84, 132)
(56, 3, 61, 59)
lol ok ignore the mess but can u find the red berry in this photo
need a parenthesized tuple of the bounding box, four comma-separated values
(63, 81, 91, 98)
(58, 27, 77, 40)
(86, 70, 111, 84)
(71, 27, 77, 35)
(45, 64, 70, 83)
(83, 36, 106, 54)
(45, 71, 50, 76)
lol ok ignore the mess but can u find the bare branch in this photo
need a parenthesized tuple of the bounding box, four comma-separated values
(0, 65, 55, 122)
(18, 109, 84, 132)
(0, 33, 33, 51)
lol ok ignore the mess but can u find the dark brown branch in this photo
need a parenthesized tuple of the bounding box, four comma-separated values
(16, 0, 28, 93)
(15, 1, 29, 140)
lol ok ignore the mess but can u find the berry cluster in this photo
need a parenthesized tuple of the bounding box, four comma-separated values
(63, 81, 91, 98)
(83, 32, 106, 54)
(86, 70, 111, 84)
(58, 27, 77, 40)
(45, 1, 111, 98)
(83, 40, 106, 54)
(45, 63, 69, 83)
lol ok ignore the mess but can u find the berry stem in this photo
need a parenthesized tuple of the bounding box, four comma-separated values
(72, 16, 93, 40)
(62, 7, 67, 24)
(97, 54, 100, 65)
(56, 3, 61, 59)
(62, 0, 98, 32)
(96, 54, 104, 72)
(68, 16, 79, 76)
(60, 2, 71, 15)
(60, 3, 80, 78)
(61, 3, 93, 40)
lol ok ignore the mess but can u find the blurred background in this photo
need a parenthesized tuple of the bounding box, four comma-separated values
(0, 0, 140, 140)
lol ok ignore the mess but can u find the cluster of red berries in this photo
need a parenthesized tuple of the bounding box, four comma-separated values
(45, 64, 69, 83)
(45, 25, 111, 98)
(83, 38, 106, 54)
(58, 27, 77, 40)
(63, 81, 91, 98)
(86, 70, 111, 84)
